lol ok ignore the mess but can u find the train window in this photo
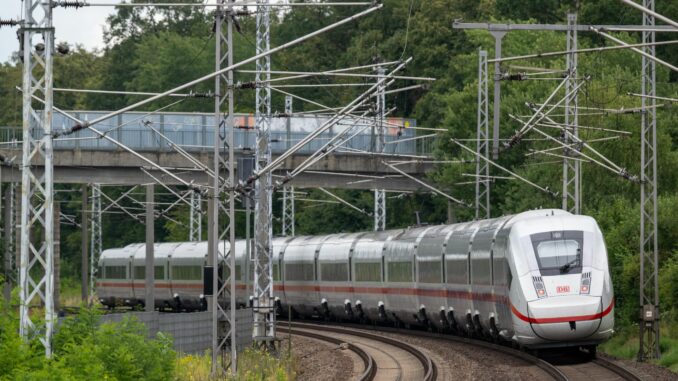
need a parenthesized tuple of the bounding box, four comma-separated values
(418, 258, 442, 283)
(531, 231, 583, 276)
(388, 261, 413, 282)
(133, 266, 144, 280)
(272, 263, 280, 281)
(235, 265, 242, 281)
(320, 263, 348, 282)
(104, 266, 126, 279)
(172, 265, 203, 280)
(98, 266, 104, 278)
(155, 266, 164, 280)
(133, 266, 166, 280)
(285, 263, 314, 281)
(355, 262, 381, 282)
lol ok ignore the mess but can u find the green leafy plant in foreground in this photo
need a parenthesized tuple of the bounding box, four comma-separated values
(0, 288, 176, 381)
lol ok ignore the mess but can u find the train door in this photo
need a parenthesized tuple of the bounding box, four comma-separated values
(470, 221, 495, 335)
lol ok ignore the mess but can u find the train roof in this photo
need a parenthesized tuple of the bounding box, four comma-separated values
(99, 209, 579, 260)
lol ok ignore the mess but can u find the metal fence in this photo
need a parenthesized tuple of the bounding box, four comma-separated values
(0, 111, 434, 156)
(99, 309, 254, 354)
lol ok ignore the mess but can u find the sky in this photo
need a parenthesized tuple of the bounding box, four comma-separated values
(0, 3, 115, 63)
(0, 1, 286, 64)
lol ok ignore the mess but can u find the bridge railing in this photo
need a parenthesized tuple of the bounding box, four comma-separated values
(0, 111, 435, 157)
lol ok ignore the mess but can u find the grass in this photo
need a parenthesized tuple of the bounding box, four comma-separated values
(601, 321, 678, 373)
(175, 348, 297, 381)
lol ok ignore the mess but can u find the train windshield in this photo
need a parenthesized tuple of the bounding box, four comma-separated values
(530, 231, 583, 276)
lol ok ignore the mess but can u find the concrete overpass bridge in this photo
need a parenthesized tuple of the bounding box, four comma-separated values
(0, 111, 435, 190)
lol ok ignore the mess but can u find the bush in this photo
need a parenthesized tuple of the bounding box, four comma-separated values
(0, 296, 176, 381)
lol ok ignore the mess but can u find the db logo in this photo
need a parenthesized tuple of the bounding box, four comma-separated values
(556, 286, 571, 293)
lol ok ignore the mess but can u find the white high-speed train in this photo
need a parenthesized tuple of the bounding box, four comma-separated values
(97, 209, 614, 350)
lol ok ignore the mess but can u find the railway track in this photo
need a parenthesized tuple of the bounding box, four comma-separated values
(281, 327, 376, 381)
(541, 350, 642, 381)
(281, 322, 437, 381)
(286, 320, 641, 381)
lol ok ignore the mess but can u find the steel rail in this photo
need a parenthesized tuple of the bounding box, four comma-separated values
(591, 358, 642, 381)
(287, 322, 437, 381)
(295, 321, 562, 381)
(278, 327, 376, 381)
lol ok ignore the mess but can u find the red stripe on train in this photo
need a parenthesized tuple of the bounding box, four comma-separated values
(98, 282, 506, 302)
(510, 300, 614, 324)
(97, 282, 248, 290)
(273, 284, 507, 303)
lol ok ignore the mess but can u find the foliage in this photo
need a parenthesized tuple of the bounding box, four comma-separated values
(0, 291, 176, 381)
(1, 0, 678, 370)
(600, 323, 678, 373)
(175, 349, 295, 381)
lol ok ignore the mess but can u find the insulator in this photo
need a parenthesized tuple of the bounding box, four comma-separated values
(503, 72, 526, 81)
(237, 82, 258, 90)
(0, 19, 20, 27)
(55, 1, 88, 8)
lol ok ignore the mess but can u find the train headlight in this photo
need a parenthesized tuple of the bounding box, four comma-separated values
(532, 276, 547, 298)
(580, 272, 591, 294)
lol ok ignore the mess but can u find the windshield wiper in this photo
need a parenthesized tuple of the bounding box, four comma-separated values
(559, 250, 581, 274)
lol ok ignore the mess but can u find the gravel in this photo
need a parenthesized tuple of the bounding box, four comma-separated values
(354, 329, 549, 381)
(286, 334, 359, 381)
(599, 353, 678, 381)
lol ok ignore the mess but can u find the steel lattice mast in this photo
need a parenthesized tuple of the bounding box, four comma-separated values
(189, 191, 202, 241)
(281, 95, 295, 237)
(211, 0, 237, 374)
(476, 50, 490, 220)
(562, 13, 581, 214)
(638, 0, 660, 362)
(89, 183, 102, 297)
(253, 0, 275, 348)
(3, 183, 16, 301)
(373, 66, 386, 231)
(18, 0, 56, 357)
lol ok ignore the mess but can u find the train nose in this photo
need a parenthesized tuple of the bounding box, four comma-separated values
(526, 295, 607, 341)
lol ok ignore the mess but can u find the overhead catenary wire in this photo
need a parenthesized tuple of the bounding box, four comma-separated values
(451, 139, 558, 197)
(58, 1, 372, 7)
(627, 92, 678, 103)
(619, 0, 678, 30)
(54, 4, 383, 137)
(235, 69, 436, 82)
(503, 74, 580, 149)
(22, 91, 197, 189)
(382, 161, 470, 207)
(590, 27, 678, 72)
(257, 58, 411, 180)
(317, 187, 369, 215)
(490, 39, 678, 63)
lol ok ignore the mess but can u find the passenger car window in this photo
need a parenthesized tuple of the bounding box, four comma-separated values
(387, 261, 413, 282)
(354, 262, 381, 282)
(172, 265, 203, 280)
